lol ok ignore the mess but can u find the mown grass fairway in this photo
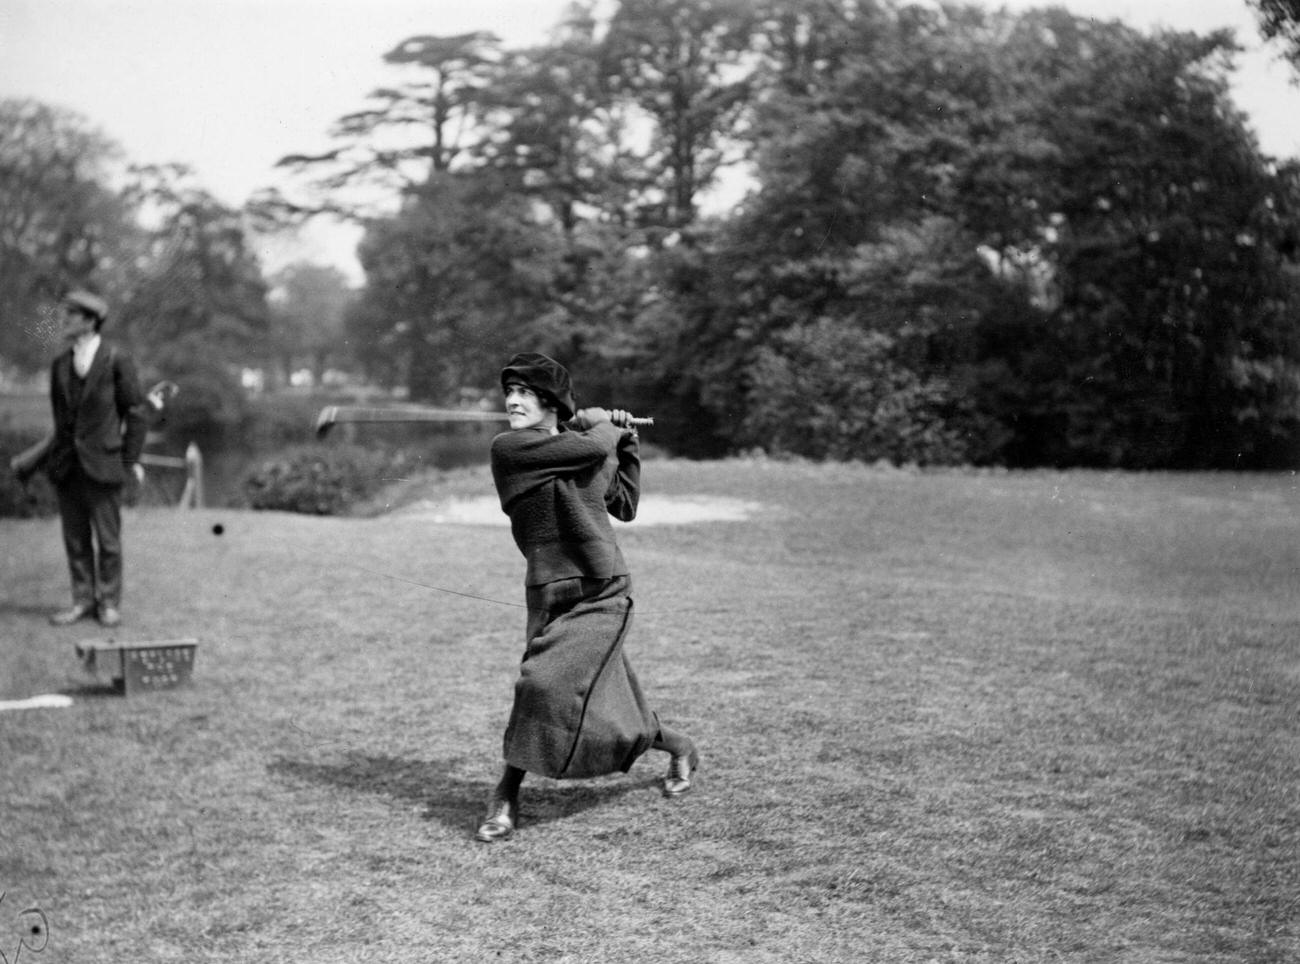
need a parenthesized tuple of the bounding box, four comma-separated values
(2, 461, 1297, 962)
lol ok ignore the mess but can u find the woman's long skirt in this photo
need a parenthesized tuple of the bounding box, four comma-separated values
(503, 574, 659, 779)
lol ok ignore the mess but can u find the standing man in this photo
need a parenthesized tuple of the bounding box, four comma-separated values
(476, 352, 698, 843)
(44, 290, 147, 628)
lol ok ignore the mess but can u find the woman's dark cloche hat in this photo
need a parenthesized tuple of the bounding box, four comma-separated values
(501, 352, 576, 421)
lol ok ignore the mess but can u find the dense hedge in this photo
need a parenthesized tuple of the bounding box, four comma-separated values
(242, 444, 407, 515)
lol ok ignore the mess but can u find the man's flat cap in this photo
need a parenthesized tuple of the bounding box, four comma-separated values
(63, 289, 109, 322)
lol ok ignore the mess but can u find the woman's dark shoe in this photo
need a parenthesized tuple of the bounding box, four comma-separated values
(662, 745, 700, 798)
(474, 797, 518, 843)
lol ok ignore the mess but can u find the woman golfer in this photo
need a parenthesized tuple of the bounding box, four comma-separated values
(476, 352, 698, 843)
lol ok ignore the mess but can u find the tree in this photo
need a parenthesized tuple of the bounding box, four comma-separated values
(740, 0, 1025, 252)
(600, 0, 757, 231)
(651, 2, 1300, 466)
(267, 263, 355, 386)
(477, 7, 641, 234)
(0, 99, 136, 373)
(266, 32, 506, 222)
(259, 1, 1300, 465)
(652, 0, 1026, 459)
(112, 164, 270, 446)
(118, 164, 269, 357)
(1248, 0, 1300, 70)
(271, 30, 564, 402)
(1000, 12, 1300, 467)
(347, 171, 557, 401)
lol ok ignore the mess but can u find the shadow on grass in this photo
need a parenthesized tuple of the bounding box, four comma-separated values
(269, 753, 659, 835)
(0, 599, 62, 618)
(60, 681, 128, 700)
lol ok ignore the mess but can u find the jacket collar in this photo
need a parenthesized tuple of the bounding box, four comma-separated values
(60, 338, 112, 408)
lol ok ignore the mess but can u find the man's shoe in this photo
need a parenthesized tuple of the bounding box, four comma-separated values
(663, 745, 700, 798)
(97, 606, 121, 628)
(49, 604, 95, 626)
(474, 797, 518, 843)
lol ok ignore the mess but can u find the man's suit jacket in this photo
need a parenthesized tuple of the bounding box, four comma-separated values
(47, 342, 147, 486)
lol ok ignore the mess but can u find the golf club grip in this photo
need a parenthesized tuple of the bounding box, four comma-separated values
(562, 411, 654, 429)
(577, 414, 654, 428)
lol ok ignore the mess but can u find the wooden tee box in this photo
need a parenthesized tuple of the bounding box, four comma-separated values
(75, 639, 198, 695)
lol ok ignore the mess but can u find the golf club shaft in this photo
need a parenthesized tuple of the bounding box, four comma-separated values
(315, 405, 653, 437)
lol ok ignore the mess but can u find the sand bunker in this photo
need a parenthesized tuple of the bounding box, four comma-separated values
(394, 494, 760, 526)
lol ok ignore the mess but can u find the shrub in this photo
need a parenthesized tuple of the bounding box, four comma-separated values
(242, 444, 405, 515)
(0, 425, 58, 518)
(740, 320, 970, 464)
(146, 343, 251, 452)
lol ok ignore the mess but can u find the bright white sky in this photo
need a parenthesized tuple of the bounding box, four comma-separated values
(2, 0, 1297, 282)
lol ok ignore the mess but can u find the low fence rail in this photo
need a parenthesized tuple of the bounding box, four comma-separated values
(140, 442, 203, 508)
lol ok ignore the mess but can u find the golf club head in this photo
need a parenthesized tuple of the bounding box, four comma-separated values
(314, 406, 338, 439)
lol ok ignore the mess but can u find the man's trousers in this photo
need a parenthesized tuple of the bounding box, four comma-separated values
(55, 468, 125, 610)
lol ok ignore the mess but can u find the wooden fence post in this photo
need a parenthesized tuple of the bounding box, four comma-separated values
(181, 442, 204, 509)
